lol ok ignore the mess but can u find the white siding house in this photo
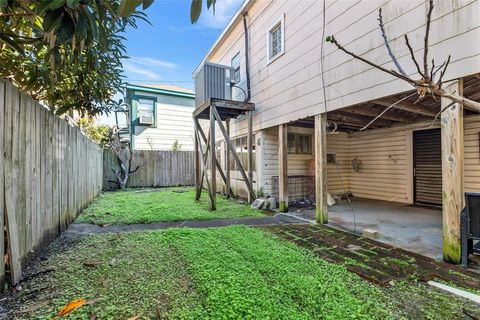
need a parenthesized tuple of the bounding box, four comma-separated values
(194, 0, 480, 263)
(127, 84, 195, 150)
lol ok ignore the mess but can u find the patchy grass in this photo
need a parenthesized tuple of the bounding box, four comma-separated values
(77, 187, 265, 225)
(10, 226, 391, 319)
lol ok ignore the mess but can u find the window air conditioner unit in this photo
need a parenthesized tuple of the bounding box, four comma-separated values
(194, 62, 235, 108)
(139, 114, 154, 125)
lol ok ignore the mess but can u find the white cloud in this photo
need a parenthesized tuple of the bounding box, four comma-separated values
(129, 56, 178, 69)
(198, 0, 243, 29)
(123, 61, 162, 81)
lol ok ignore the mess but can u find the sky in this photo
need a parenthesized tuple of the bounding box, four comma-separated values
(122, 0, 243, 89)
(100, 0, 242, 125)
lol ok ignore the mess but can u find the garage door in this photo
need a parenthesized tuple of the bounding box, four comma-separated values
(413, 129, 442, 206)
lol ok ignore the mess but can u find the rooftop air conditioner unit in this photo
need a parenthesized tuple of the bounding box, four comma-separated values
(139, 114, 154, 125)
(194, 62, 235, 108)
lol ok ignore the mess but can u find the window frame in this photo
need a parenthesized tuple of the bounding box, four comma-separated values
(287, 133, 313, 155)
(266, 14, 285, 65)
(231, 52, 241, 84)
(132, 94, 157, 127)
(228, 135, 256, 172)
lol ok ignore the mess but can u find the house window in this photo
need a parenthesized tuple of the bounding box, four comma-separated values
(287, 133, 312, 154)
(137, 98, 155, 126)
(229, 136, 256, 172)
(231, 53, 241, 83)
(267, 14, 284, 63)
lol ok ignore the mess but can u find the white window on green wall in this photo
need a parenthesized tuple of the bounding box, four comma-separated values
(137, 98, 155, 125)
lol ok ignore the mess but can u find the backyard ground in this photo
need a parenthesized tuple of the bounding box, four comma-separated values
(2, 188, 480, 319)
(77, 187, 266, 225)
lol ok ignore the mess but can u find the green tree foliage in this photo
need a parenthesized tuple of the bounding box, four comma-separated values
(190, 0, 216, 23)
(0, 0, 153, 116)
(171, 139, 182, 152)
(77, 117, 111, 147)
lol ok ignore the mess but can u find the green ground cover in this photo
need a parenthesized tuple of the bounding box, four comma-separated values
(77, 187, 265, 225)
(12, 226, 390, 319)
(10, 226, 478, 319)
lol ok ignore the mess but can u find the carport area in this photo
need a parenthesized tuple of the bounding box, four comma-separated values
(292, 198, 442, 259)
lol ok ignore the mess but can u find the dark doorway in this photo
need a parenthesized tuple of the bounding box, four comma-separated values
(413, 129, 442, 206)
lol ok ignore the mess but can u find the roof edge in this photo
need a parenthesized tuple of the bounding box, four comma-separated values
(192, 0, 255, 78)
(126, 83, 195, 98)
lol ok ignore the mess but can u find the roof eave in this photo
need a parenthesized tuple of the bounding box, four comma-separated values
(192, 0, 255, 79)
(126, 83, 195, 98)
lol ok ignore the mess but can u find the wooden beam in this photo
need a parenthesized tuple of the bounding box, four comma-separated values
(196, 123, 214, 206)
(278, 124, 288, 212)
(210, 106, 256, 200)
(192, 98, 254, 120)
(315, 114, 328, 224)
(194, 121, 201, 201)
(209, 108, 216, 210)
(196, 119, 234, 198)
(225, 119, 231, 199)
(327, 111, 389, 128)
(373, 98, 437, 117)
(343, 105, 413, 123)
(441, 79, 464, 264)
(247, 111, 254, 203)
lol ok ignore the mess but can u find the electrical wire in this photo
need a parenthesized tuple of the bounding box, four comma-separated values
(319, 0, 356, 232)
(320, 0, 328, 113)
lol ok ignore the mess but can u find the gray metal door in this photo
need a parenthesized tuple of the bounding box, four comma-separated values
(413, 129, 442, 206)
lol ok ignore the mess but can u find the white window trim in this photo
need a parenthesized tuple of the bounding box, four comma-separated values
(266, 14, 285, 65)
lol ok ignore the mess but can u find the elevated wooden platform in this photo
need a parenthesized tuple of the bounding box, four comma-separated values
(193, 98, 255, 120)
(193, 98, 256, 210)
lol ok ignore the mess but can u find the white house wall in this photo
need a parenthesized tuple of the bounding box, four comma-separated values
(133, 91, 195, 151)
(203, 0, 480, 136)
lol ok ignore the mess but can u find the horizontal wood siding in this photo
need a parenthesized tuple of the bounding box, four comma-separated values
(262, 126, 314, 198)
(205, 0, 480, 136)
(465, 115, 480, 192)
(132, 91, 195, 151)
(251, 115, 480, 205)
(103, 150, 195, 189)
(327, 132, 350, 195)
(1, 80, 103, 286)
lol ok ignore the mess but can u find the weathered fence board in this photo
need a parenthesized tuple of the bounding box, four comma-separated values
(0, 76, 5, 290)
(0, 80, 103, 288)
(103, 150, 195, 190)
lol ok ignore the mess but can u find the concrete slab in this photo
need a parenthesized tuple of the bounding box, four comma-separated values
(290, 198, 443, 259)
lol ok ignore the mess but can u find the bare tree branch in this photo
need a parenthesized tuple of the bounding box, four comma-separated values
(429, 100, 456, 128)
(404, 34, 425, 78)
(424, 0, 434, 77)
(436, 54, 451, 87)
(429, 58, 435, 80)
(378, 8, 408, 77)
(360, 92, 417, 131)
(326, 36, 418, 86)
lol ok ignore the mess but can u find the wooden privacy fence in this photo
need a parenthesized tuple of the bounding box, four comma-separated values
(103, 150, 195, 190)
(0, 80, 103, 288)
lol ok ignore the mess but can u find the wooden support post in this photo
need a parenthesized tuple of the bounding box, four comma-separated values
(211, 106, 256, 200)
(278, 124, 288, 212)
(315, 114, 328, 224)
(226, 119, 231, 199)
(209, 108, 217, 210)
(247, 111, 254, 203)
(194, 121, 201, 201)
(441, 79, 464, 264)
(196, 120, 234, 198)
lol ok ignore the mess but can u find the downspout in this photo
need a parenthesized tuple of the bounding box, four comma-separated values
(243, 13, 251, 102)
